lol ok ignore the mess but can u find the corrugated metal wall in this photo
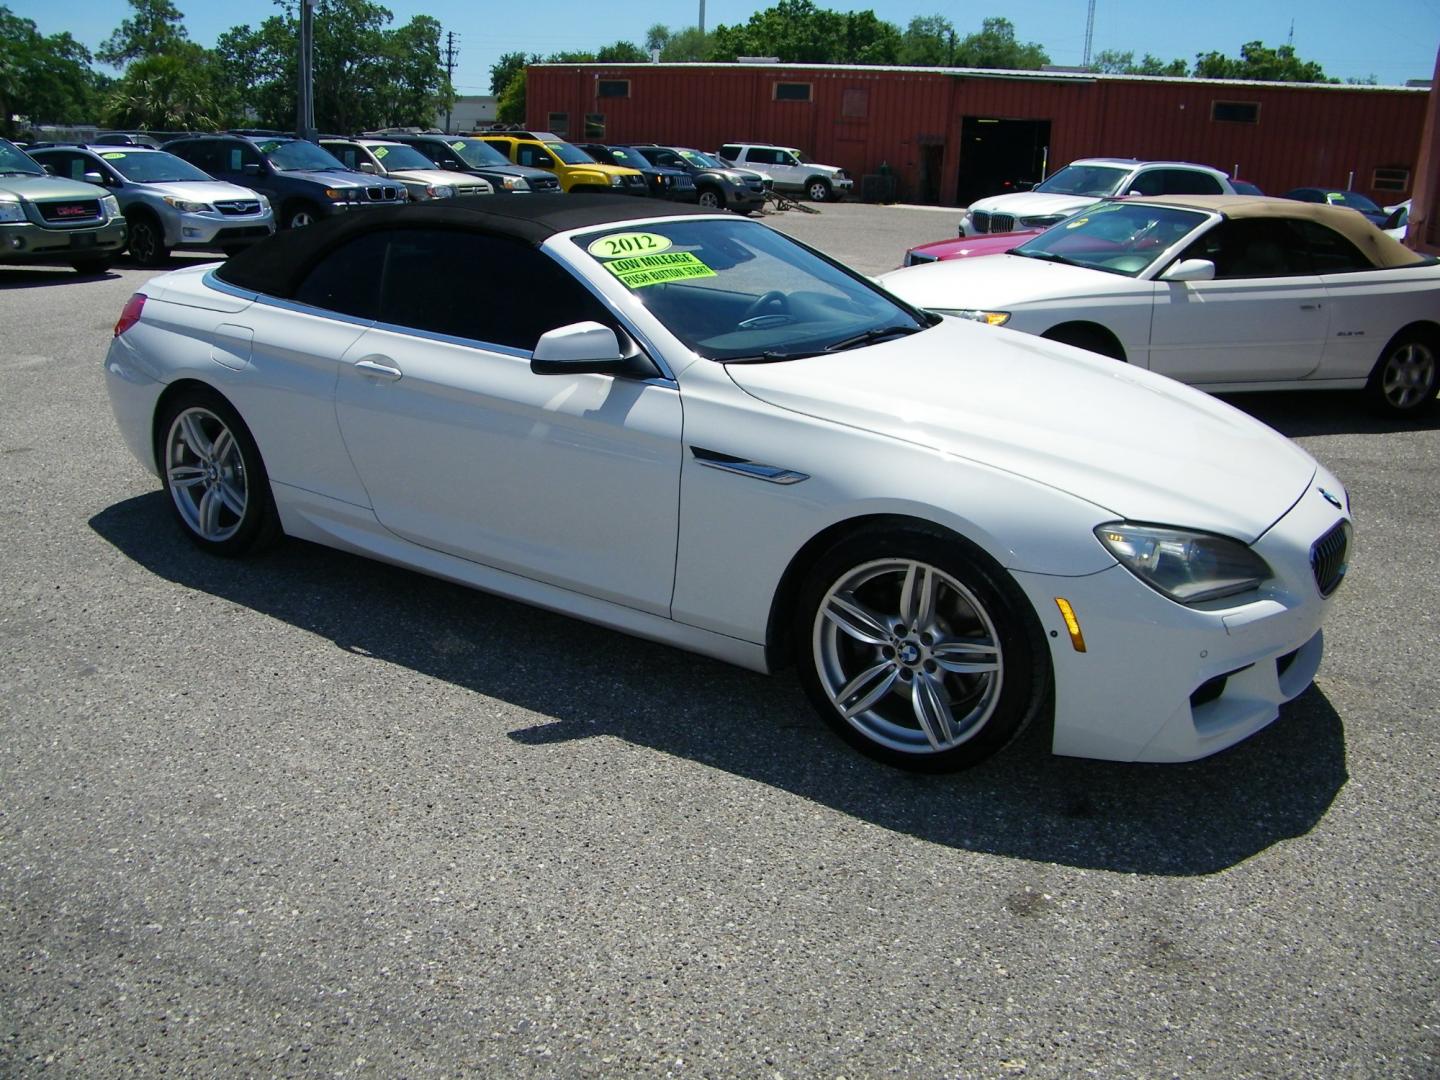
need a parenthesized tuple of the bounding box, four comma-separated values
(526, 64, 1430, 207)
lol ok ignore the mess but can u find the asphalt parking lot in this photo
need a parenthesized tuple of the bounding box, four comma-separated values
(2, 200, 1437, 1078)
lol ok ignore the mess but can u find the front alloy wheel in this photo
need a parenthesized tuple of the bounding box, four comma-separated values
(1368, 331, 1438, 416)
(697, 188, 724, 210)
(797, 527, 1046, 771)
(807, 178, 832, 202)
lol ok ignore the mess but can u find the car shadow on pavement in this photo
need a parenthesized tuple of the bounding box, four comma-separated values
(1220, 390, 1440, 437)
(0, 265, 120, 287)
(91, 493, 1349, 878)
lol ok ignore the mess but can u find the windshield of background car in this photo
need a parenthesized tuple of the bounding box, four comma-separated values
(607, 148, 643, 167)
(1011, 203, 1208, 277)
(102, 150, 213, 183)
(0, 140, 43, 175)
(679, 150, 723, 169)
(368, 143, 434, 171)
(546, 142, 597, 165)
(1325, 191, 1382, 214)
(572, 218, 929, 362)
(1033, 164, 1130, 197)
(261, 139, 347, 172)
(450, 139, 514, 168)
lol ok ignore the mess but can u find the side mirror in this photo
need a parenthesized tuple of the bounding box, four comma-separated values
(42, 164, 56, 175)
(531, 321, 632, 376)
(83, 170, 107, 185)
(1159, 258, 1216, 282)
(358, 161, 377, 174)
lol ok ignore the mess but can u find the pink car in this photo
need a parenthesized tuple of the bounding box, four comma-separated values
(901, 229, 1041, 266)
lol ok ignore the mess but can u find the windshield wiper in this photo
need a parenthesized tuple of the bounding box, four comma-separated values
(825, 324, 924, 353)
(1017, 250, 1082, 267)
(718, 349, 825, 364)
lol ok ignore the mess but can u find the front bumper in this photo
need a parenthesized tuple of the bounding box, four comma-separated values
(167, 209, 276, 252)
(1014, 481, 1351, 762)
(0, 218, 127, 262)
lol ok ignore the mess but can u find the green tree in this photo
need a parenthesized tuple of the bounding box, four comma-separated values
(595, 40, 646, 63)
(490, 49, 529, 98)
(1192, 40, 1334, 82)
(660, 26, 712, 61)
(952, 17, 1048, 70)
(644, 24, 669, 54)
(1091, 49, 1188, 77)
(105, 43, 232, 128)
(96, 0, 189, 68)
(709, 0, 899, 64)
(898, 14, 954, 66)
(496, 68, 525, 123)
(0, 6, 106, 136)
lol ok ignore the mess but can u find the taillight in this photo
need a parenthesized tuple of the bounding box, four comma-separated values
(114, 293, 145, 337)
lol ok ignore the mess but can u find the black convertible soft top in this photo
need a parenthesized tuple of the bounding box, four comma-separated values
(216, 194, 714, 298)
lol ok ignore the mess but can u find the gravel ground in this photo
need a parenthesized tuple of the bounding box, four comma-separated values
(1, 201, 1436, 1078)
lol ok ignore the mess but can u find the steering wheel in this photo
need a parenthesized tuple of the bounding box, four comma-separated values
(738, 290, 792, 328)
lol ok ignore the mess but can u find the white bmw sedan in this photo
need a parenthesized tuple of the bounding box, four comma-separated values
(106, 197, 1352, 771)
(882, 195, 1440, 416)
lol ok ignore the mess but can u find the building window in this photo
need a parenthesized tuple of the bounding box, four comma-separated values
(774, 82, 812, 102)
(1372, 167, 1410, 192)
(841, 88, 869, 119)
(597, 80, 630, 99)
(548, 113, 569, 138)
(1211, 101, 1260, 124)
(584, 114, 605, 140)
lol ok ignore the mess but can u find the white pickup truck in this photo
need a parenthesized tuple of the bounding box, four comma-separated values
(717, 143, 853, 202)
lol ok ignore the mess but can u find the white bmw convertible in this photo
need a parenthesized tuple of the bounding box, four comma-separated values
(882, 195, 1440, 416)
(106, 197, 1352, 770)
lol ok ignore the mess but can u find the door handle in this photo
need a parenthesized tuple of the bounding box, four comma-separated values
(1300, 303, 1323, 310)
(353, 358, 402, 381)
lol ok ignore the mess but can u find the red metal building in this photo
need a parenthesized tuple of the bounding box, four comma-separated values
(526, 63, 1430, 208)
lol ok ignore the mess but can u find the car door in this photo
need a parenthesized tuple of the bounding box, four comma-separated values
(1146, 217, 1328, 383)
(331, 227, 683, 615)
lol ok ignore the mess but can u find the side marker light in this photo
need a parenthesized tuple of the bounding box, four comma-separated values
(1054, 598, 1087, 653)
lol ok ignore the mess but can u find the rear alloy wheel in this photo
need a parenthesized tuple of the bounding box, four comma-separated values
(158, 390, 279, 556)
(127, 215, 169, 266)
(796, 527, 1047, 771)
(807, 178, 832, 202)
(1367, 331, 1438, 416)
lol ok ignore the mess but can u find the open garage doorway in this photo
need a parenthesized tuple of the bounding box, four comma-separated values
(956, 117, 1051, 207)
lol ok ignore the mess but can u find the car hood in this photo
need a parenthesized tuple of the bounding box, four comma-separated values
(141, 179, 264, 203)
(879, 253, 1129, 310)
(724, 319, 1315, 542)
(909, 231, 1040, 262)
(275, 169, 374, 189)
(385, 168, 482, 187)
(714, 167, 765, 184)
(968, 191, 1100, 219)
(0, 173, 109, 200)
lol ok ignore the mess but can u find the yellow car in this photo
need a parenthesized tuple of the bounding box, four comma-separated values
(478, 131, 648, 195)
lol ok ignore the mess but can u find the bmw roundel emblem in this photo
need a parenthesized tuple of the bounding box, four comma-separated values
(1319, 487, 1343, 510)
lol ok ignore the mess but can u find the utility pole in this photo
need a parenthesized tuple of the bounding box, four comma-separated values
(698, 0, 706, 37)
(1082, 0, 1096, 68)
(444, 31, 460, 133)
(296, 0, 316, 141)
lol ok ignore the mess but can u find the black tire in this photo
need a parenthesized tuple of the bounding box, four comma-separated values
(806, 177, 832, 202)
(1365, 329, 1438, 417)
(126, 214, 170, 266)
(1042, 324, 1126, 361)
(283, 201, 321, 229)
(696, 187, 725, 210)
(794, 524, 1049, 772)
(71, 257, 112, 275)
(156, 388, 280, 556)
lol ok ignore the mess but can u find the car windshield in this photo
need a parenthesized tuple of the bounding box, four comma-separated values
(101, 150, 213, 182)
(449, 138, 513, 168)
(1033, 164, 1131, 197)
(573, 218, 931, 362)
(261, 139, 349, 172)
(368, 143, 434, 171)
(1011, 202, 1209, 277)
(0, 139, 43, 176)
(1324, 191, 1382, 214)
(679, 149, 723, 169)
(606, 148, 642, 167)
(546, 142, 596, 165)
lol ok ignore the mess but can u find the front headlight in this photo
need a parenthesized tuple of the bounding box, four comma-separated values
(934, 308, 1011, 326)
(325, 188, 356, 202)
(162, 196, 211, 213)
(609, 174, 625, 188)
(257, 194, 271, 211)
(500, 176, 530, 191)
(1095, 523, 1273, 604)
(425, 184, 454, 199)
(0, 196, 25, 223)
(1018, 214, 1066, 228)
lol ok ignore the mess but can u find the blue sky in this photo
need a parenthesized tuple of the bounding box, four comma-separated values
(13, 0, 1440, 92)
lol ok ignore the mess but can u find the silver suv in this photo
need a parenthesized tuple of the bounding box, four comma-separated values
(320, 138, 494, 201)
(30, 144, 274, 265)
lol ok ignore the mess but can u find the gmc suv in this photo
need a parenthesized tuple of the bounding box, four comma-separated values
(0, 138, 126, 272)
